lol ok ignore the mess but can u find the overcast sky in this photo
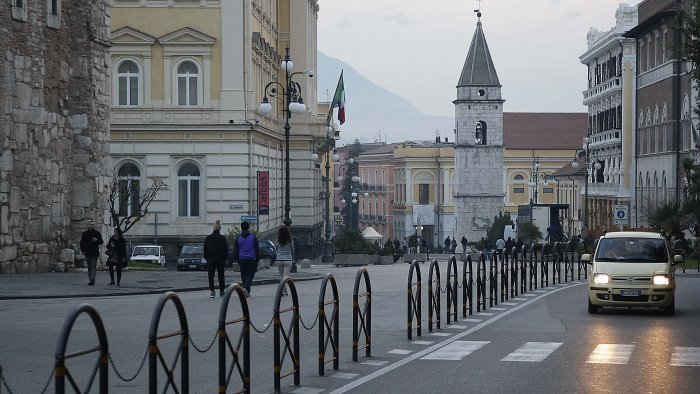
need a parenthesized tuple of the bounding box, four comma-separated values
(317, 0, 644, 118)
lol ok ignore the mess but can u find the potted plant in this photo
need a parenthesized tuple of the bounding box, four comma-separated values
(378, 240, 395, 265)
(332, 230, 373, 266)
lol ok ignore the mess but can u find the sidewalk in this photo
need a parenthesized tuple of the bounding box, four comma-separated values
(0, 264, 326, 300)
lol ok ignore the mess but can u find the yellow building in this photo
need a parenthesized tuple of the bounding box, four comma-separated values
(109, 0, 328, 258)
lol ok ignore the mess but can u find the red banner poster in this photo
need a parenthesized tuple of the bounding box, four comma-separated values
(258, 171, 269, 215)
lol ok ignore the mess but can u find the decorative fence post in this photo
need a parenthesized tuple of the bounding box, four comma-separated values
(428, 259, 441, 332)
(407, 261, 422, 340)
(446, 256, 458, 325)
(218, 284, 251, 393)
(318, 274, 340, 376)
(273, 277, 300, 392)
(353, 268, 372, 361)
(149, 292, 190, 394)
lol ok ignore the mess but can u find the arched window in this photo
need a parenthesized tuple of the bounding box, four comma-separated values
(117, 163, 140, 217)
(117, 60, 140, 106)
(178, 163, 200, 217)
(177, 61, 200, 106)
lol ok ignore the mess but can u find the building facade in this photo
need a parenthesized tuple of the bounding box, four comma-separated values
(454, 15, 505, 242)
(1, 0, 111, 273)
(625, 0, 694, 228)
(356, 144, 397, 240)
(109, 0, 328, 258)
(580, 3, 638, 232)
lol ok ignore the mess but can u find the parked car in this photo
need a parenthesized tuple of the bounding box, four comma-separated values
(583, 231, 680, 315)
(130, 244, 166, 267)
(177, 243, 206, 271)
(226, 239, 277, 268)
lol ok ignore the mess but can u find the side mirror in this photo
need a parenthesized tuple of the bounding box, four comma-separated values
(673, 255, 684, 264)
(581, 253, 592, 264)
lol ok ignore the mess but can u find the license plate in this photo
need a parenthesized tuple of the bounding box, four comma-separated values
(620, 289, 640, 296)
(189, 265, 197, 269)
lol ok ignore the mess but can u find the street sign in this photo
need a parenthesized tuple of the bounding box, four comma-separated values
(613, 204, 628, 226)
(241, 215, 258, 221)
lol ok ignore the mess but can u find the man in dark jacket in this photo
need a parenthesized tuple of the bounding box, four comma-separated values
(80, 220, 103, 286)
(461, 236, 468, 253)
(204, 220, 229, 298)
(232, 221, 259, 297)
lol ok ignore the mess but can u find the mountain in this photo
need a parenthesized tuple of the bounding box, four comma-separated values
(317, 51, 455, 144)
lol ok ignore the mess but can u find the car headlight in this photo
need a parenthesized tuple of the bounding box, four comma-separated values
(178, 258, 184, 264)
(201, 258, 207, 265)
(593, 273, 610, 284)
(653, 274, 670, 286)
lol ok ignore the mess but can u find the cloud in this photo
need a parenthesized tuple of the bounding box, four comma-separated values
(383, 12, 409, 25)
(336, 17, 352, 30)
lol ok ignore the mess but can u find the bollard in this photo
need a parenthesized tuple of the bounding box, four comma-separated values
(353, 268, 372, 361)
(488, 253, 498, 307)
(500, 251, 508, 302)
(446, 256, 458, 325)
(477, 252, 487, 312)
(407, 261, 422, 340)
(54, 304, 109, 394)
(318, 274, 340, 376)
(428, 259, 441, 332)
(273, 276, 300, 392)
(149, 291, 189, 394)
(218, 283, 251, 394)
(463, 254, 474, 317)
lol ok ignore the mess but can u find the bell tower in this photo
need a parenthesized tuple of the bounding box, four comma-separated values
(453, 10, 505, 242)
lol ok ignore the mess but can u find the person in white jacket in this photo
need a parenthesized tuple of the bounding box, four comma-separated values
(275, 226, 295, 295)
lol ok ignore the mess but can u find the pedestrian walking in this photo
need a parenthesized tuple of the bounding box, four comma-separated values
(232, 221, 260, 297)
(105, 228, 127, 286)
(80, 220, 103, 286)
(461, 236, 468, 253)
(496, 237, 505, 259)
(393, 238, 401, 254)
(505, 237, 515, 257)
(276, 226, 295, 295)
(451, 238, 458, 254)
(402, 237, 408, 254)
(204, 220, 229, 298)
(444, 236, 451, 253)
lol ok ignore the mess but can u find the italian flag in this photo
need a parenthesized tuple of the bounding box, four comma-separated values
(332, 71, 345, 124)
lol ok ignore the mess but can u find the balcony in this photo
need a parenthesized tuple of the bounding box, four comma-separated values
(589, 128, 621, 150)
(586, 182, 623, 198)
(582, 77, 622, 105)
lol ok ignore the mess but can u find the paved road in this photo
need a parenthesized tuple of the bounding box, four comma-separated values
(2, 259, 699, 393)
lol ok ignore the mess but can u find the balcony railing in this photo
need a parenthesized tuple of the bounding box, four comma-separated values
(582, 76, 622, 105)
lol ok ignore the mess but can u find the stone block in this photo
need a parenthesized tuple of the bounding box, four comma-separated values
(30, 106, 44, 125)
(0, 245, 17, 262)
(70, 114, 88, 129)
(60, 248, 75, 263)
(37, 255, 50, 272)
(35, 243, 49, 253)
(20, 242, 35, 254)
(0, 149, 13, 171)
(50, 262, 66, 272)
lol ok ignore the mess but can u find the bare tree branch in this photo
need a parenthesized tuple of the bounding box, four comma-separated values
(108, 172, 167, 235)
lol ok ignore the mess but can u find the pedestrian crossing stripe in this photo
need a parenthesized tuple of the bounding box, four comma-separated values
(430, 332, 452, 336)
(671, 347, 700, 367)
(446, 325, 468, 329)
(463, 318, 482, 323)
(586, 344, 635, 364)
(501, 302, 517, 305)
(534, 290, 546, 293)
(490, 307, 507, 311)
(388, 349, 412, 355)
(501, 342, 563, 362)
(411, 340, 434, 345)
(420, 340, 490, 360)
(478, 312, 495, 316)
(520, 294, 536, 297)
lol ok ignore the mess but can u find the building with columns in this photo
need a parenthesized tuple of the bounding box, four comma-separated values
(580, 3, 638, 232)
(108, 0, 329, 258)
(453, 14, 505, 242)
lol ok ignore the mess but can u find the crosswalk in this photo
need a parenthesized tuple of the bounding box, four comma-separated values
(406, 341, 700, 366)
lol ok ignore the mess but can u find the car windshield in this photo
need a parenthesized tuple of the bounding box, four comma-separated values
(595, 237, 668, 262)
(133, 246, 159, 256)
(181, 245, 203, 255)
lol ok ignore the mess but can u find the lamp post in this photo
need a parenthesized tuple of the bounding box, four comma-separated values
(338, 158, 362, 230)
(311, 125, 338, 263)
(260, 48, 313, 227)
(413, 220, 424, 253)
(528, 157, 548, 204)
(571, 136, 600, 235)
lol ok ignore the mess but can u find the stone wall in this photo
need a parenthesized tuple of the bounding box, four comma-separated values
(0, 0, 112, 273)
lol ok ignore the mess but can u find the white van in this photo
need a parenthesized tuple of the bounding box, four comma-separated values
(582, 231, 681, 315)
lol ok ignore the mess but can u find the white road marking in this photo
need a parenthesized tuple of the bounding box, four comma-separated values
(329, 282, 586, 394)
(331, 372, 359, 379)
(362, 360, 389, 366)
(430, 332, 452, 337)
(512, 298, 528, 301)
(671, 347, 700, 367)
(291, 388, 325, 394)
(420, 340, 490, 361)
(501, 342, 563, 362)
(411, 340, 434, 345)
(586, 344, 635, 364)
(500, 302, 517, 305)
(534, 290, 546, 293)
(520, 294, 537, 297)
(445, 324, 467, 329)
(463, 318, 482, 323)
(490, 307, 507, 310)
(478, 312, 495, 316)
(388, 349, 412, 355)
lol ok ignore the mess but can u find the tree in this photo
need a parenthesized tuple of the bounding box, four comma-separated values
(518, 222, 543, 244)
(107, 174, 166, 235)
(486, 211, 513, 244)
(333, 229, 371, 254)
(641, 198, 688, 241)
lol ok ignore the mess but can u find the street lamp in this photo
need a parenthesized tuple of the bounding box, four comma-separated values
(311, 124, 337, 263)
(571, 136, 600, 234)
(338, 157, 362, 230)
(528, 157, 549, 204)
(260, 48, 313, 227)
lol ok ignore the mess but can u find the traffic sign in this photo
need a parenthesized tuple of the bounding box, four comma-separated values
(613, 204, 628, 226)
(241, 215, 258, 221)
